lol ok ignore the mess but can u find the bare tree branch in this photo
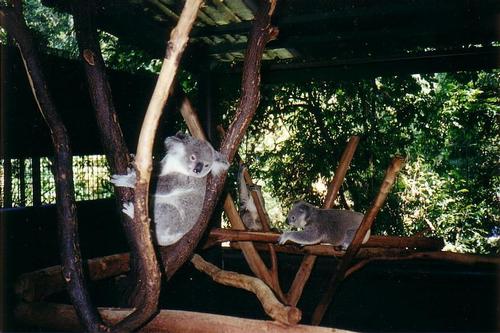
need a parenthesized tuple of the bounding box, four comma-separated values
(70, 0, 144, 307)
(0, 4, 105, 332)
(191, 254, 301, 325)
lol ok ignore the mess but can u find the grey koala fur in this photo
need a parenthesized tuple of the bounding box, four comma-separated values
(238, 164, 265, 231)
(278, 200, 370, 249)
(110, 132, 229, 246)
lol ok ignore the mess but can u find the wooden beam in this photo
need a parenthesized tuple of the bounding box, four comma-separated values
(205, 228, 444, 251)
(217, 47, 500, 85)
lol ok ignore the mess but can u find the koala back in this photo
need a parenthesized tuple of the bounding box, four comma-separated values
(151, 173, 207, 246)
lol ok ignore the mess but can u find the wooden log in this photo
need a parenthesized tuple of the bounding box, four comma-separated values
(190, 254, 301, 325)
(0, 4, 105, 331)
(15, 302, 354, 333)
(161, 0, 278, 280)
(230, 241, 439, 259)
(230, 242, 500, 265)
(205, 228, 444, 250)
(15, 253, 131, 303)
(311, 156, 405, 325)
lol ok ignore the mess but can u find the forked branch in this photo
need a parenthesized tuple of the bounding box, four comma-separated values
(110, 0, 203, 331)
(161, 0, 278, 280)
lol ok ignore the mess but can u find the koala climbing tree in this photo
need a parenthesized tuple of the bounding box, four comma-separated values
(111, 133, 229, 246)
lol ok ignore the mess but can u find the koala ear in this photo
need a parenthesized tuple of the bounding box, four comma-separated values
(164, 132, 190, 150)
(164, 136, 181, 150)
(210, 150, 230, 176)
(298, 201, 312, 219)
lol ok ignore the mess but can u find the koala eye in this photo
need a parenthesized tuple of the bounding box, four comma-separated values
(204, 163, 209, 168)
(190, 154, 196, 161)
(291, 216, 296, 221)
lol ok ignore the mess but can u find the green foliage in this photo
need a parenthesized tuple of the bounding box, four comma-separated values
(22, 0, 78, 57)
(218, 71, 499, 254)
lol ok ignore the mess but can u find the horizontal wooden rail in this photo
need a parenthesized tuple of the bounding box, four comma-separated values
(206, 228, 444, 250)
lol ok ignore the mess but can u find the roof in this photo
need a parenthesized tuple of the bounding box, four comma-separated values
(45, 0, 500, 81)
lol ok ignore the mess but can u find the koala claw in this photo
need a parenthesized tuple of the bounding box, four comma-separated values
(110, 168, 136, 188)
(122, 202, 134, 219)
(278, 233, 289, 245)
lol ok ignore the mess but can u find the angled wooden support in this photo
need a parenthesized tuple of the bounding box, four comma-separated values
(241, 164, 285, 301)
(286, 136, 360, 306)
(311, 156, 405, 325)
(224, 194, 287, 302)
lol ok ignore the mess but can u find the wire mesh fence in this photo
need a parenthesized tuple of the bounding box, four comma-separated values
(1, 154, 113, 208)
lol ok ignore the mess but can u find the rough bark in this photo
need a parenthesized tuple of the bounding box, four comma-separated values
(70, 0, 142, 307)
(0, 3, 104, 331)
(160, 0, 278, 280)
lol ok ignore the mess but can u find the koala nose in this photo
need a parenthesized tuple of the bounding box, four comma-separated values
(193, 162, 204, 174)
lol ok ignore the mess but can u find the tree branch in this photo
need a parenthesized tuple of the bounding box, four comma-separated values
(109, 0, 203, 331)
(191, 254, 301, 325)
(70, 0, 143, 307)
(0, 4, 105, 332)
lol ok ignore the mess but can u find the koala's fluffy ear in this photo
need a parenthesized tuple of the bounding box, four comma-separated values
(164, 132, 188, 149)
(211, 150, 230, 176)
(298, 201, 312, 219)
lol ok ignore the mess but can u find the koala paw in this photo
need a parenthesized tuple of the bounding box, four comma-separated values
(278, 232, 291, 245)
(122, 201, 134, 219)
(110, 168, 136, 188)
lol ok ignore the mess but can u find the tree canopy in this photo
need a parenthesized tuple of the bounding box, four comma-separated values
(220, 72, 499, 255)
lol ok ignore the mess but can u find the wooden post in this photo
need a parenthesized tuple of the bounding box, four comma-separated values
(70, 0, 141, 307)
(311, 156, 405, 325)
(32, 156, 41, 207)
(3, 158, 12, 207)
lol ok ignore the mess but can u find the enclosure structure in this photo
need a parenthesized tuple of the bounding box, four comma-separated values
(1, 0, 500, 332)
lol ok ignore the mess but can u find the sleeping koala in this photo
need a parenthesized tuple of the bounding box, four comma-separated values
(238, 164, 265, 231)
(278, 200, 370, 249)
(110, 132, 229, 246)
